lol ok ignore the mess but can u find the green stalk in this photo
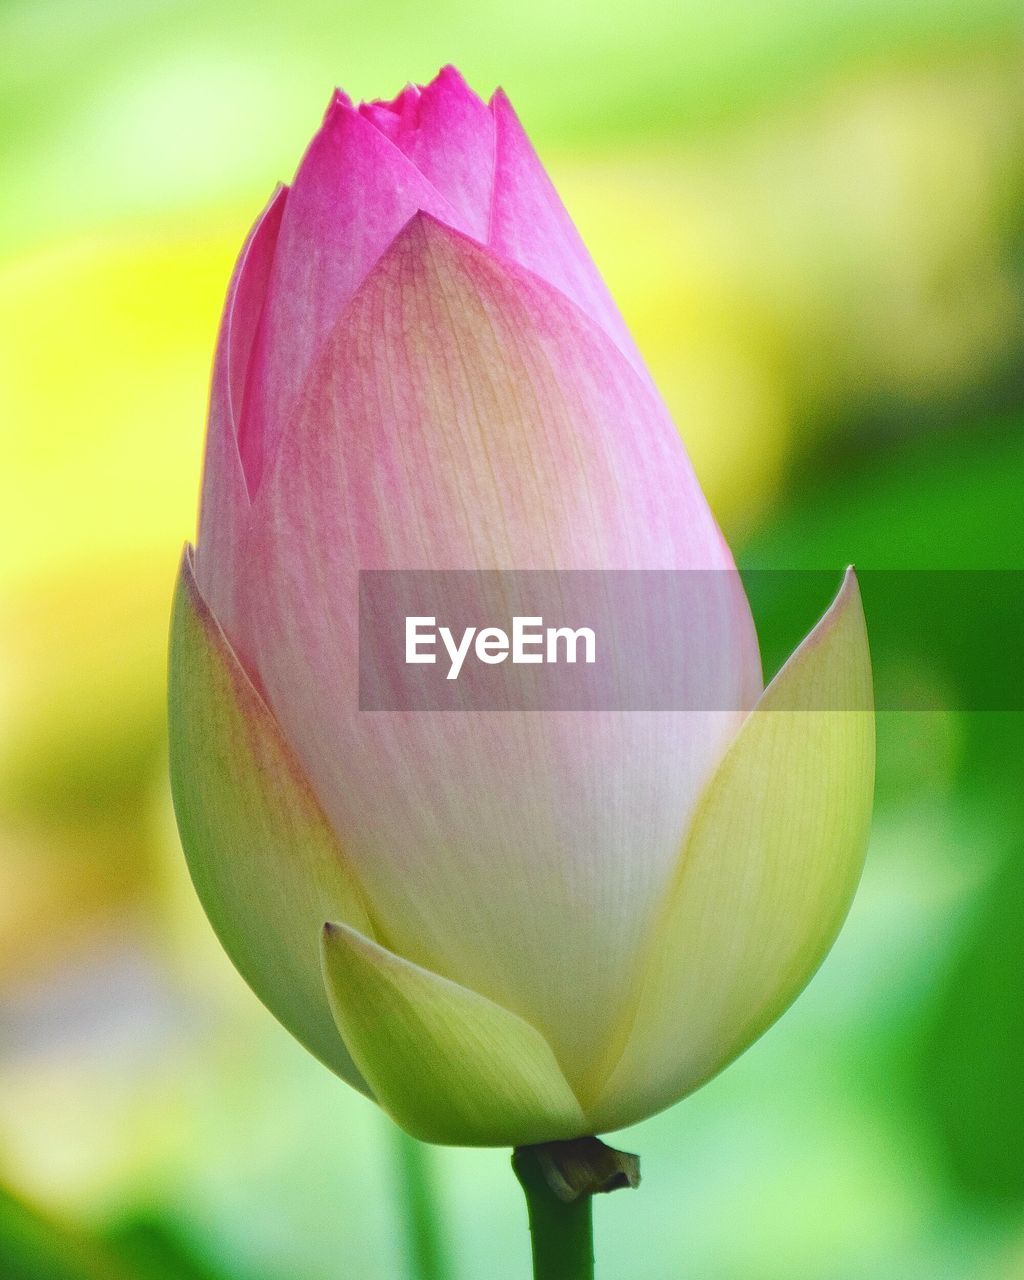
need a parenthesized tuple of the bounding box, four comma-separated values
(513, 1138, 640, 1280)
(392, 1126, 449, 1280)
(514, 1148, 594, 1279)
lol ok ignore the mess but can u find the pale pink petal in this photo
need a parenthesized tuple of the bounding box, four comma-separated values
(236, 96, 467, 495)
(489, 90, 647, 380)
(195, 185, 286, 634)
(236, 214, 761, 1092)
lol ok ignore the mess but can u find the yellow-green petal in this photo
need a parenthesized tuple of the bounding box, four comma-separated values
(168, 546, 373, 1091)
(320, 922, 587, 1146)
(591, 569, 874, 1132)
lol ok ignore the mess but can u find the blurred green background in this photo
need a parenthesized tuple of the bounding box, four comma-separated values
(2, 0, 1023, 1276)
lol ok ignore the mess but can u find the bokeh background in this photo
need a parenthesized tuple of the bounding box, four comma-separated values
(3, 0, 1024, 1276)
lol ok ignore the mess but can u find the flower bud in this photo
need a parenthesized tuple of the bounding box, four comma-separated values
(169, 67, 874, 1146)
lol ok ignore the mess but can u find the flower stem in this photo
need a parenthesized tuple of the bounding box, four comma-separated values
(514, 1148, 594, 1279)
(392, 1126, 449, 1280)
(513, 1138, 640, 1280)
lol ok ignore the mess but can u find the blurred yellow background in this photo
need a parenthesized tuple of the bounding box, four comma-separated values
(2, 0, 1023, 1276)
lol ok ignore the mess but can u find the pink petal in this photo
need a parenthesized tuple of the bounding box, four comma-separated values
(358, 83, 422, 141)
(489, 89, 647, 381)
(195, 185, 286, 634)
(236, 214, 761, 1090)
(360, 67, 495, 242)
(236, 96, 468, 496)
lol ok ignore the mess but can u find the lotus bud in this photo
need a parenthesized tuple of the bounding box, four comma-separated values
(169, 67, 874, 1147)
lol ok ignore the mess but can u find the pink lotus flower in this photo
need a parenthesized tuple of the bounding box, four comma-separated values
(169, 67, 874, 1146)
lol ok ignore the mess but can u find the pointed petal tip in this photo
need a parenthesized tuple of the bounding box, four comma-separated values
(429, 63, 484, 100)
(385, 205, 474, 260)
(821, 564, 864, 625)
(320, 920, 391, 981)
(836, 566, 865, 624)
(321, 90, 357, 131)
(325, 88, 353, 117)
(837, 565, 865, 618)
(175, 542, 204, 613)
(177, 541, 227, 643)
(828, 563, 867, 629)
(762, 563, 870, 706)
(426, 63, 458, 89)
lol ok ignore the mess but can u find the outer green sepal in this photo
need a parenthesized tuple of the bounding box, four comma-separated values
(590, 568, 875, 1131)
(321, 921, 587, 1146)
(168, 545, 373, 1090)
